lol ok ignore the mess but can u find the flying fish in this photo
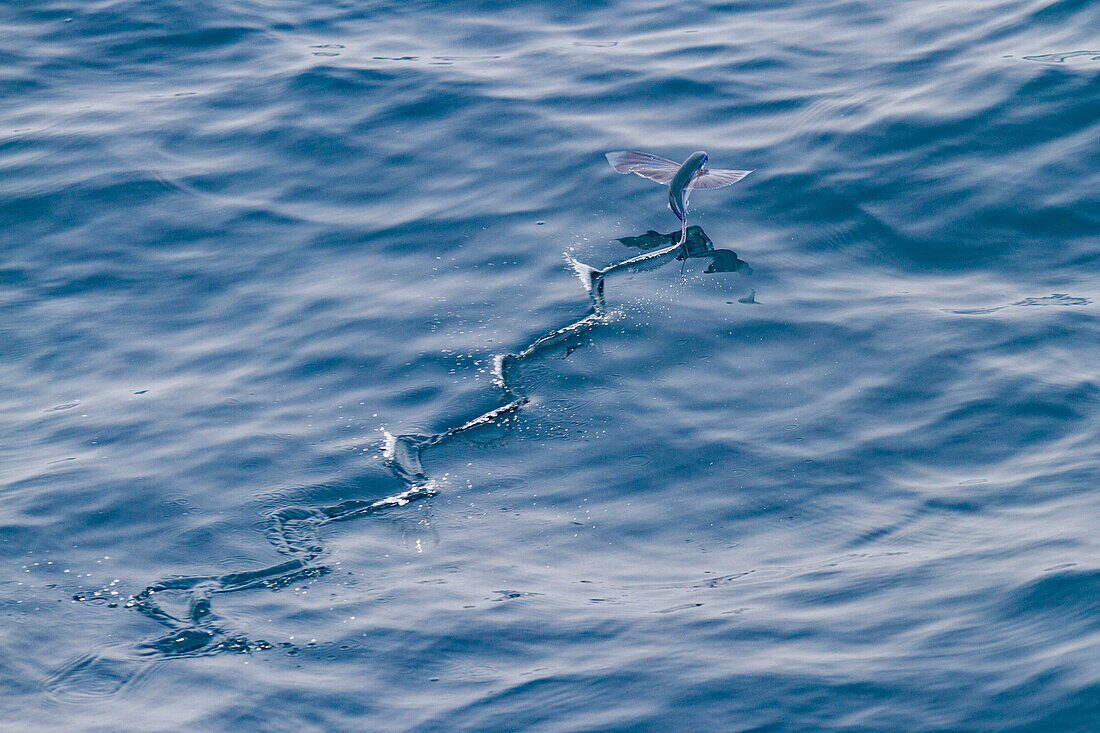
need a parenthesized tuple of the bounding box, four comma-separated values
(605, 150, 752, 243)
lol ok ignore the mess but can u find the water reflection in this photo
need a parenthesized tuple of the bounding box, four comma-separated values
(568, 225, 752, 308)
(617, 225, 753, 275)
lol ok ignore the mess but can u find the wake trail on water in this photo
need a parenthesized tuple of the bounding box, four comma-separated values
(50, 228, 749, 697)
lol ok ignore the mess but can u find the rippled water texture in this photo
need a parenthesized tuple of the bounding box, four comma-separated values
(3, 1, 1099, 730)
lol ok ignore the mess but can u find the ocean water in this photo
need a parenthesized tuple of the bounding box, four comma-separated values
(2, 0, 1099, 730)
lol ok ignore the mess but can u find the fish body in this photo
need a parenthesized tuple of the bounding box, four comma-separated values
(668, 151, 708, 224)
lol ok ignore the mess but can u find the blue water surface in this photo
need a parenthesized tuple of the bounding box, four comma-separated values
(2, 0, 1099, 730)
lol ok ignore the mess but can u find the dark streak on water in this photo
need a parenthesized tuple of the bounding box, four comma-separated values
(3, 0, 1100, 730)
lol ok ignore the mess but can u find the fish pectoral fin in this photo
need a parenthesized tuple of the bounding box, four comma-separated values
(605, 151, 681, 184)
(692, 168, 753, 190)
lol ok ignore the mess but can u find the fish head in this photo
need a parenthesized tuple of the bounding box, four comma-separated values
(682, 151, 708, 179)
